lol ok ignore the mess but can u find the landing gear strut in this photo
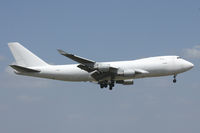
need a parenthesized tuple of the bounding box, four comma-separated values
(173, 75, 177, 83)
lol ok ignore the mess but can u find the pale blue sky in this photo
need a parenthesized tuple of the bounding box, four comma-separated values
(0, 0, 200, 133)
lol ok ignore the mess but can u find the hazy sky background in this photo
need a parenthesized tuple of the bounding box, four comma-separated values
(0, 0, 200, 133)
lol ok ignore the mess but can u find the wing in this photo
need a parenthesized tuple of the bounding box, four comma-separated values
(57, 49, 148, 82)
(58, 49, 97, 73)
(57, 49, 119, 80)
(57, 49, 95, 65)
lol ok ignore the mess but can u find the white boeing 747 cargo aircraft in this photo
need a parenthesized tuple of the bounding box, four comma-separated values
(8, 42, 194, 90)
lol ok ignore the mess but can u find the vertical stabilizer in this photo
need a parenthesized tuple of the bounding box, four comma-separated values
(8, 42, 49, 67)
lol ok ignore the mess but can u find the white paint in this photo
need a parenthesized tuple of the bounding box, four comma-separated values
(8, 42, 194, 89)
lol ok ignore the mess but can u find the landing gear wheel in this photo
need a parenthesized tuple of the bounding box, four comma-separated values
(109, 85, 113, 90)
(100, 81, 109, 89)
(100, 84, 104, 88)
(105, 84, 108, 88)
(109, 80, 115, 90)
(173, 75, 177, 83)
(99, 80, 115, 90)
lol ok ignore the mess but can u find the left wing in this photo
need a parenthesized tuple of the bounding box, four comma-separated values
(58, 49, 97, 73)
(57, 49, 95, 65)
(57, 49, 148, 81)
(58, 49, 118, 80)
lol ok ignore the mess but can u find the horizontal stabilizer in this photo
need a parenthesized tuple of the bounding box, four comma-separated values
(10, 65, 40, 73)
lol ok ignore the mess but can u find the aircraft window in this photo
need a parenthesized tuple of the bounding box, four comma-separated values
(177, 57, 181, 59)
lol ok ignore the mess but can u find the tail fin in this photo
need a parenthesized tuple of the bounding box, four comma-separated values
(8, 42, 49, 67)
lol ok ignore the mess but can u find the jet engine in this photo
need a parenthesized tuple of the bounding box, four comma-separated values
(94, 64, 110, 72)
(117, 69, 135, 77)
(116, 79, 134, 85)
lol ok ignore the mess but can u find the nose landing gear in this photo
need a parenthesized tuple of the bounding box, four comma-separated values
(173, 75, 177, 83)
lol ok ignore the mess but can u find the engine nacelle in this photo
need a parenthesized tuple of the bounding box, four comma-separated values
(116, 79, 134, 85)
(94, 64, 110, 72)
(117, 69, 135, 77)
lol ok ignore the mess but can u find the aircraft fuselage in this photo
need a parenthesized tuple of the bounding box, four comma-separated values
(16, 56, 193, 82)
(8, 42, 194, 90)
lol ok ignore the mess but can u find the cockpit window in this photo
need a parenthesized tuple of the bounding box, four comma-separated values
(177, 56, 181, 59)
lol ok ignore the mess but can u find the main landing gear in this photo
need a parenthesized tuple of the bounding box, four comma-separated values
(109, 80, 115, 90)
(99, 80, 115, 90)
(173, 75, 177, 83)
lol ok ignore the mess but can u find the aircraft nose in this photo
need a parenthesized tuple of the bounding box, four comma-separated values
(184, 61, 194, 70)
